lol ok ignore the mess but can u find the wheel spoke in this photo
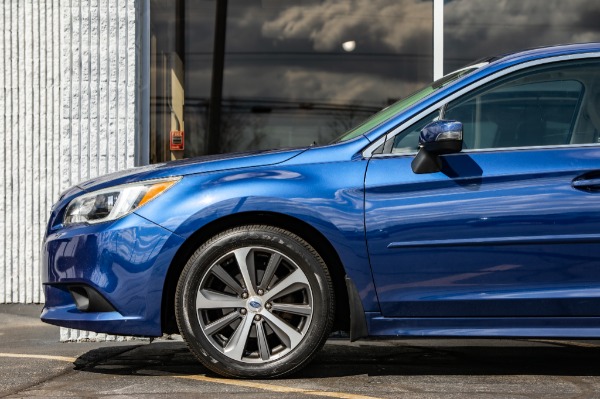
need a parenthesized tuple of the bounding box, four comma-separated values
(258, 252, 281, 290)
(233, 248, 257, 295)
(196, 242, 317, 366)
(224, 314, 254, 361)
(196, 289, 246, 310)
(255, 320, 270, 361)
(203, 311, 240, 336)
(262, 311, 304, 349)
(263, 268, 309, 302)
(211, 264, 244, 296)
(270, 303, 312, 316)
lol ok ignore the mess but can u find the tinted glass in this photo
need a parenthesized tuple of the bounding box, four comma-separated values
(444, 0, 600, 73)
(184, 1, 217, 158)
(385, 60, 600, 154)
(444, 61, 597, 149)
(195, 0, 433, 155)
(151, 0, 434, 160)
(338, 64, 483, 143)
(150, 0, 216, 163)
(390, 111, 438, 153)
(150, 1, 183, 163)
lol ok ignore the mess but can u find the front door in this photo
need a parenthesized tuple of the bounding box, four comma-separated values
(365, 58, 600, 317)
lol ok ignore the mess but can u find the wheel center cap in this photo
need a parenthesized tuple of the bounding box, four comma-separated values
(246, 297, 263, 313)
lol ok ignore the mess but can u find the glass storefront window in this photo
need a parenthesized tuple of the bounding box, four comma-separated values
(444, 0, 600, 73)
(150, 1, 183, 163)
(150, 0, 215, 163)
(151, 0, 433, 161)
(150, 1, 600, 161)
(183, 1, 217, 158)
(219, 0, 433, 153)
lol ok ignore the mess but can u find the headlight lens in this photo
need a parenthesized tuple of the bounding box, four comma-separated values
(63, 177, 180, 226)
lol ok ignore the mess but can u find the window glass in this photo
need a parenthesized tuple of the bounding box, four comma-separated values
(335, 64, 483, 143)
(444, 0, 600, 74)
(150, 0, 216, 163)
(151, 0, 434, 160)
(184, 1, 217, 158)
(382, 60, 600, 155)
(216, 0, 433, 153)
(150, 1, 182, 163)
(388, 111, 438, 154)
(443, 61, 597, 149)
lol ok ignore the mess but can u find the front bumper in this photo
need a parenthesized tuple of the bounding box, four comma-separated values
(41, 212, 185, 337)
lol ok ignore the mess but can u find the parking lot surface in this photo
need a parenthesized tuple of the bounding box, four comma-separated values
(2, 305, 600, 398)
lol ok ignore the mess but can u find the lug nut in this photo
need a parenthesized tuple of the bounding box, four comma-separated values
(257, 289, 264, 295)
(241, 292, 249, 299)
(254, 315, 261, 321)
(240, 308, 247, 315)
(265, 303, 272, 310)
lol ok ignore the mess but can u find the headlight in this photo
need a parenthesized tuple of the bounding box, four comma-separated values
(63, 177, 180, 226)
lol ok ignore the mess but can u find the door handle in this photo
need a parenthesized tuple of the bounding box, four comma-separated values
(572, 177, 600, 192)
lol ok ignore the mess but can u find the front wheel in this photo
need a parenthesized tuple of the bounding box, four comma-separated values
(175, 225, 335, 378)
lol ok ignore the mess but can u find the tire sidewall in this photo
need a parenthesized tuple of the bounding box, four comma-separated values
(176, 226, 333, 378)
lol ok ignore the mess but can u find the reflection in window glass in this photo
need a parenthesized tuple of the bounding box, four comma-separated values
(150, 0, 215, 163)
(150, 0, 181, 164)
(443, 61, 597, 149)
(444, 0, 600, 73)
(381, 60, 600, 155)
(220, 1, 433, 153)
(184, 1, 216, 157)
(336, 63, 483, 144)
(151, 0, 433, 160)
(191, 0, 432, 156)
(391, 111, 438, 154)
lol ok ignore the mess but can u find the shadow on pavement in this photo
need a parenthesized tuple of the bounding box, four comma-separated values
(74, 342, 208, 376)
(74, 339, 600, 380)
(300, 340, 600, 378)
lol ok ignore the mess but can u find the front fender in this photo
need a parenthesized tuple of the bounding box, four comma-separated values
(135, 161, 379, 312)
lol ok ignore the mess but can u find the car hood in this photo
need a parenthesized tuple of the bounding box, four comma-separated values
(76, 147, 308, 192)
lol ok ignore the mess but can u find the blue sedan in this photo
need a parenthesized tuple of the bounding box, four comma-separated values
(42, 43, 600, 378)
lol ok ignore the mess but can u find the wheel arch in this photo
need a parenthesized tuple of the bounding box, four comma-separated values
(161, 211, 351, 335)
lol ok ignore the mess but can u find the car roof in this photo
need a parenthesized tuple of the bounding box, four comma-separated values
(486, 42, 600, 69)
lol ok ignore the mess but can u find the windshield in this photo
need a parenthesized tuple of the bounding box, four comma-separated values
(332, 64, 486, 143)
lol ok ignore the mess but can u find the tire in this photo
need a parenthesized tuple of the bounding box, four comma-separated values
(175, 225, 335, 378)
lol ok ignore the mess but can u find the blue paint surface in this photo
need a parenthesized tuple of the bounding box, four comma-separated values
(42, 43, 600, 338)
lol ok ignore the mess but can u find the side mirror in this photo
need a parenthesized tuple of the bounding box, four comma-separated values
(411, 120, 463, 174)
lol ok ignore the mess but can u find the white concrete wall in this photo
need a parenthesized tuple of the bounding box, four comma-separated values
(0, 0, 141, 305)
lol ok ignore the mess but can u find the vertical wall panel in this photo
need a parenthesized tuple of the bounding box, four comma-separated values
(89, 0, 99, 180)
(18, 0, 26, 303)
(0, 1, 5, 303)
(11, 0, 19, 303)
(98, 0, 109, 175)
(3, 1, 12, 302)
(0, 0, 141, 304)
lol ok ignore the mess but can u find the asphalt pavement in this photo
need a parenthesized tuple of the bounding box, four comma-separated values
(2, 304, 600, 398)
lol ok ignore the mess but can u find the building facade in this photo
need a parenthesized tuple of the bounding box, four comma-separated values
(1, 0, 600, 337)
(0, 0, 142, 305)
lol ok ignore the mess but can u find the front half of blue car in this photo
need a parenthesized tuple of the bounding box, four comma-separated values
(42, 43, 600, 378)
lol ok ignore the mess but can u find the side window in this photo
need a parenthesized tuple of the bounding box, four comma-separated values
(443, 61, 599, 150)
(386, 111, 439, 154)
(379, 60, 600, 156)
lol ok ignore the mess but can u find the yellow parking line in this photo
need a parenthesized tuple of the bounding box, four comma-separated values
(0, 353, 382, 399)
(0, 353, 77, 363)
(529, 339, 600, 348)
(176, 374, 383, 399)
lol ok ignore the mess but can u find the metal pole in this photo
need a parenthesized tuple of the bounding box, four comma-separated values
(137, 0, 150, 166)
(433, 0, 444, 80)
(207, 0, 228, 154)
